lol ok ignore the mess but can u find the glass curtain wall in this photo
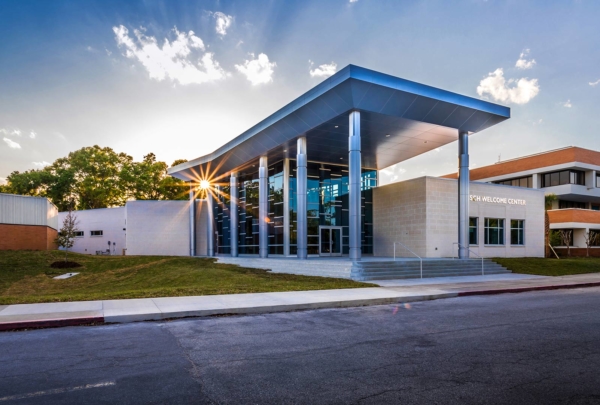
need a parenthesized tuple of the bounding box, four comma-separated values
(288, 159, 377, 255)
(213, 185, 231, 254)
(237, 170, 259, 254)
(216, 160, 377, 256)
(268, 161, 285, 254)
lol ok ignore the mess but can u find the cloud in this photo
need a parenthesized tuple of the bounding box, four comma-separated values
(235, 53, 276, 85)
(3, 137, 21, 149)
(0, 177, 6, 185)
(30, 131, 36, 139)
(562, 99, 572, 108)
(515, 49, 536, 70)
(1, 128, 21, 137)
(32, 161, 50, 167)
(349, 0, 358, 3)
(86, 46, 94, 52)
(112, 25, 228, 85)
(212, 12, 233, 36)
(589, 79, 600, 87)
(309, 61, 337, 78)
(477, 68, 539, 104)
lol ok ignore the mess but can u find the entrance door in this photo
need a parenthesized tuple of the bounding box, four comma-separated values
(319, 226, 342, 256)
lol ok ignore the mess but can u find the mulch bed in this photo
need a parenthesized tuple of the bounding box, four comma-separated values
(50, 261, 83, 269)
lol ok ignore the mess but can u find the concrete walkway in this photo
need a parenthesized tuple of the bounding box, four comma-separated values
(2, 273, 600, 331)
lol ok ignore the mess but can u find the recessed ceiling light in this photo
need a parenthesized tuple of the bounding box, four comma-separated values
(335, 125, 339, 128)
(283, 149, 287, 152)
(385, 134, 390, 137)
(340, 157, 343, 160)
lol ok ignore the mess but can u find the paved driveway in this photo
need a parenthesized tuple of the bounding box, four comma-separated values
(1, 288, 600, 404)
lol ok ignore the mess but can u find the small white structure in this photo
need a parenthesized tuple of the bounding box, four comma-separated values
(58, 200, 209, 256)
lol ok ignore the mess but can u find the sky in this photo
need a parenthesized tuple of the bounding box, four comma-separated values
(1, 0, 599, 185)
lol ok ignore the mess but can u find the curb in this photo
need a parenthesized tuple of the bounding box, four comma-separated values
(0, 316, 104, 332)
(2, 281, 600, 331)
(457, 281, 600, 297)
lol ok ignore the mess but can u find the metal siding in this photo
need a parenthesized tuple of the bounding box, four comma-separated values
(0, 193, 58, 228)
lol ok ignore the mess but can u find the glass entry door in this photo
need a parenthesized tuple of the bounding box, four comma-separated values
(319, 226, 342, 256)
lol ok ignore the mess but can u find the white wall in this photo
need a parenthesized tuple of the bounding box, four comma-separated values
(58, 207, 126, 255)
(373, 177, 545, 258)
(126, 201, 191, 256)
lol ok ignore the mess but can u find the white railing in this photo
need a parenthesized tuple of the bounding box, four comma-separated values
(452, 243, 484, 275)
(394, 241, 422, 279)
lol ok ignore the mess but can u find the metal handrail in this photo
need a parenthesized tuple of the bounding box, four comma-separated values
(394, 241, 422, 279)
(548, 244, 560, 259)
(452, 242, 484, 275)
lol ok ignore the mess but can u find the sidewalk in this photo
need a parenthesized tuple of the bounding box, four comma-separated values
(2, 273, 600, 331)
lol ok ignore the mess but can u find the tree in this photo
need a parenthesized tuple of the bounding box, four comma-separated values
(544, 193, 557, 257)
(1, 146, 189, 210)
(55, 209, 80, 262)
(584, 230, 599, 257)
(558, 229, 573, 257)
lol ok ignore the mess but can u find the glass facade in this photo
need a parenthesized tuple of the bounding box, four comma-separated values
(213, 159, 377, 256)
(288, 159, 377, 255)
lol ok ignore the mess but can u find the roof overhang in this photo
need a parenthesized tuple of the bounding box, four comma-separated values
(168, 64, 510, 181)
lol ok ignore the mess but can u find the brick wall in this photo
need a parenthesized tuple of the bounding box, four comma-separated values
(548, 209, 600, 225)
(0, 224, 58, 250)
(442, 147, 600, 180)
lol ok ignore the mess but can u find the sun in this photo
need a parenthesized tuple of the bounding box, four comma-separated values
(199, 179, 210, 190)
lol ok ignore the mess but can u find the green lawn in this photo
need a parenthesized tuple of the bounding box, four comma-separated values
(493, 257, 600, 277)
(0, 251, 372, 305)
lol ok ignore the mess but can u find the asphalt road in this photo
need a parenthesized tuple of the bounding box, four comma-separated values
(2, 288, 600, 404)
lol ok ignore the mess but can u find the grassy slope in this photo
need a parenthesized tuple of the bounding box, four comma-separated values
(0, 251, 372, 305)
(493, 257, 600, 276)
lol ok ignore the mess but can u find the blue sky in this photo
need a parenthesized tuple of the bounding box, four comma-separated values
(1, 0, 599, 184)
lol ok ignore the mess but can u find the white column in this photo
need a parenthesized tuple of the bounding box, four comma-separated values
(207, 190, 215, 257)
(458, 130, 470, 259)
(259, 156, 269, 258)
(189, 182, 195, 257)
(349, 111, 362, 261)
(230, 172, 238, 257)
(296, 137, 308, 259)
(283, 158, 290, 256)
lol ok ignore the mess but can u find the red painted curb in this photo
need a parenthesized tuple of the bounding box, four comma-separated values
(457, 282, 600, 297)
(0, 316, 104, 332)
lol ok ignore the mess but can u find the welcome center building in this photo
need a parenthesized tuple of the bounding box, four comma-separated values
(168, 65, 545, 265)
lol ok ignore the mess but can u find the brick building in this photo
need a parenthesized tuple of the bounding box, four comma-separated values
(0, 193, 59, 250)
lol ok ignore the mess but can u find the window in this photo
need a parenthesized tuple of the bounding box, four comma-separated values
(510, 220, 525, 245)
(484, 218, 505, 245)
(596, 174, 600, 188)
(592, 205, 600, 211)
(469, 217, 478, 245)
(558, 200, 586, 209)
(90, 230, 103, 236)
(74, 231, 84, 238)
(493, 176, 532, 188)
(590, 230, 600, 247)
(542, 170, 585, 188)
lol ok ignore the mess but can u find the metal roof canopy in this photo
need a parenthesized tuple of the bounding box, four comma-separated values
(169, 65, 510, 181)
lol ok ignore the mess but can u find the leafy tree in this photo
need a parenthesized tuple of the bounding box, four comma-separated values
(1, 146, 189, 210)
(55, 209, 79, 262)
